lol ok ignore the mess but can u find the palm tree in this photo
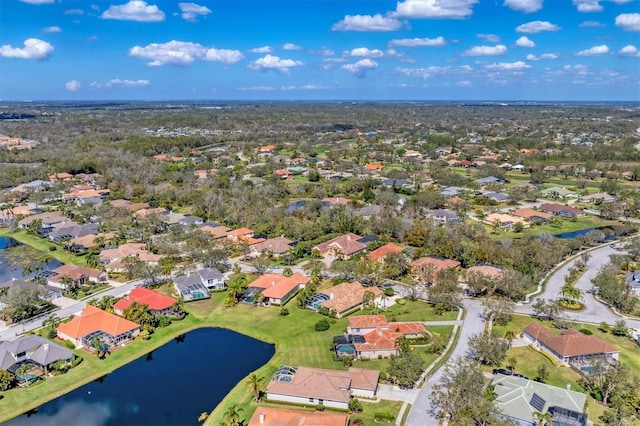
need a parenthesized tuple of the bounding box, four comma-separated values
(533, 411, 553, 426)
(504, 330, 516, 348)
(560, 283, 583, 303)
(247, 373, 263, 402)
(222, 404, 243, 426)
(16, 363, 31, 384)
(42, 314, 61, 337)
(85, 252, 100, 268)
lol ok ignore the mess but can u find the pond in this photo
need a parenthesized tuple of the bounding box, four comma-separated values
(554, 227, 617, 240)
(0, 236, 63, 283)
(6, 328, 275, 426)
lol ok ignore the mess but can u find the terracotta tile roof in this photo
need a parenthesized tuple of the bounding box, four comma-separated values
(539, 203, 583, 216)
(524, 323, 619, 358)
(354, 321, 426, 352)
(320, 282, 382, 314)
(267, 366, 378, 403)
(247, 407, 349, 426)
(348, 314, 388, 329)
(411, 256, 460, 272)
(134, 207, 168, 218)
(113, 288, 176, 312)
(57, 305, 139, 339)
(251, 237, 294, 254)
(365, 163, 384, 171)
(466, 264, 504, 281)
(368, 243, 403, 262)
(199, 225, 231, 239)
(70, 232, 115, 249)
(227, 227, 254, 237)
(314, 233, 366, 257)
(100, 243, 162, 266)
(513, 208, 552, 220)
(52, 265, 105, 280)
(249, 273, 310, 300)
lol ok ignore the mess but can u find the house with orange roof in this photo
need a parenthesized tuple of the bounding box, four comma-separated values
(368, 243, 403, 262)
(134, 207, 168, 218)
(113, 288, 177, 317)
(364, 163, 384, 172)
(523, 323, 619, 367)
(226, 227, 254, 242)
(465, 264, 504, 282)
(247, 407, 348, 426)
(257, 144, 276, 153)
(99, 243, 162, 272)
(57, 305, 140, 350)
(343, 315, 427, 359)
(316, 281, 382, 318)
(266, 365, 379, 410)
(513, 208, 552, 223)
(274, 169, 292, 180)
(411, 256, 461, 285)
(245, 273, 309, 305)
(48, 172, 74, 183)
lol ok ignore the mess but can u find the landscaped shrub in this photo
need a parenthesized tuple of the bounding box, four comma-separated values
(48, 246, 57, 251)
(579, 328, 593, 335)
(314, 319, 330, 332)
(395, 298, 406, 305)
(348, 398, 363, 413)
(65, 340, 75, 349)
(384, 287, 394, 297)
(374, 412, 395, 422)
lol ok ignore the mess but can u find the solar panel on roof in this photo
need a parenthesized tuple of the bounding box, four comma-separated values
(530, 393, 546, 412)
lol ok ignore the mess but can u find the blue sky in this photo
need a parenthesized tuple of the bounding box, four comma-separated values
(0, 0, 639, 101)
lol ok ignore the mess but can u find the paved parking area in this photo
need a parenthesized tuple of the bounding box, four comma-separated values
(51, 296, 77, 309)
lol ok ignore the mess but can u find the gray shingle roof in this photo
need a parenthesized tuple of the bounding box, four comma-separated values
(0, 335, 74, 370)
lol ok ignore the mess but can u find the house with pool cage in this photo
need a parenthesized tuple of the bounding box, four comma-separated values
(0, 335, 75, 384)
(57, 305, 140, 351)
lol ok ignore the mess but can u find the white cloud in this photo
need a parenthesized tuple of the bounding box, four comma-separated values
(128, 40, 243, 66)
(64, 8, 84, 15)
(579, 20, 605, 27)
(20, 0, 54, 4)
(248, 46, 273, 54)
(247, 54, 304, 73)
(619, 45, 640, 57)
(280, 85, 328, 91)
(332, 14, 402, 31)
(178, 3, 211, 22)
(576, 44, 610, 56)
(477, 34, 501, 43)
(101, 1, 165, 22)
(516, 20, 560, 33)
(43, 26, 62, 33)
(283, 43, 302, 50)
(341, 59, 378, 78)
(503, 0, 543, 13)
(90, 79, 150, 88)
(0, 38, 54, 61)
(463, 44, 507, 56)
(616, 13, 640, 32)
(573, 0, 602, 12)
(515, 36, 535, 47)
(396, 65, 473, 79)
(349, 47, 384, 57)
(237, 86, 275, 91)
(457, 80, 472, 87)
(65, 80, 81, 91)
(393, 0, 478, 19)
(388, 37, 446, 47)
(485, 61, 531, 70)
(526, 53, 558, 60)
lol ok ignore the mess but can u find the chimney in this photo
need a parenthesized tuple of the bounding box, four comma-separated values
(44, 344, 49, 350)
(259, 412, 265, 424)
(566, 383, 571, 391)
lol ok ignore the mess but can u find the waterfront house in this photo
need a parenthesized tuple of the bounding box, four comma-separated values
(173, 276, 211, 302)
(342, 315, 426, 359)
(48, 265, 108, 289)
(266, 365, 379, 410)
(315, 281, 382, 318)
(0, 279, 62, 306)
(0, 335, 74, 381)
(539, 203, 584, 218)
(247, 407, 349, 426)
(245, 273, 309, 306)
(174, 267, 225, 291)
(57, 305, 140, 350)
(513, 208, 552, 223)
(113, 288, 178, 317)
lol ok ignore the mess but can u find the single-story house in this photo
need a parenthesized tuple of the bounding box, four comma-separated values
(266, 365, 379, 410)
(57, 305, 140, 350)
(199, 225, 231, 239)
(48, 222, 98, 243)
(368, 243, 403, 262)
(0, 279, 62, 305)
(439, 186, 463, 198)
(113, 288, 178, 316)
(313, 233, 367, 259)
(580, 193, 616, 204)
(483, 192, 509, 203)
(251, 236, 295, 256)
(66, 232, 115, 254)
(245, 273, 309, 306)
(475, 176, 506, 186)
(316, 281, 382, 318)
(539, 203, 584, 218)
(99, 243, 162, 272)
(540, 187, 578, 199)
(0, 335, 75, 380)
(523, 323, 619, 367)
(247, 407, 349, 426)
(491, 373, 588, 426)
(173, 276, 211, 302)
(380, 178, 411, 188)
(625, 270, 640, 296)
(410, 256, 461, 285)
(343, 315, 426, 359)
(513, 208, 552, 223)
(465, 264, 504, 281)
(48, 265, 108, 289)
(18, 211, 67, 230)
(484, 213, 529, 230)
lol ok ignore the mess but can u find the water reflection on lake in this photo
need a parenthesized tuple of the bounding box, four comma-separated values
(0, 236, 63, 282)
(6, 327, 275, 426)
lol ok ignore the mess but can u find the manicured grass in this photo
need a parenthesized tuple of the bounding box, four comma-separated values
(0, 228, 87, 267)
(351, 299, 459, 322)
(351, 399, 403, 425)
(524, 216, 620, 236)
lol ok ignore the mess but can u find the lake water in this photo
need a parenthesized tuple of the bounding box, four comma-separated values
(0, 236, 63, 283)
(554, 227, 617, 240)
(5, 327, 275, 426)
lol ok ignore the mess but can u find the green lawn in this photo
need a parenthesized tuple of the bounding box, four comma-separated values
(352, 299, 459, 322)
(351, 399, 404, 425)
(0, 228, 87, 267)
